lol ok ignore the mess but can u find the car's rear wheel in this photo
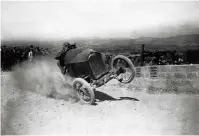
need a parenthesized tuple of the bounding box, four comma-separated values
(72, 78, 95, 105)
(111, 55, 135, 83)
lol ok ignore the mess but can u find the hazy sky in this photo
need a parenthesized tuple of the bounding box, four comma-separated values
(1, 1, 199, 40)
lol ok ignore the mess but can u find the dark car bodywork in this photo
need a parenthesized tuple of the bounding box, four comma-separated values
(65, 48, 110, 83)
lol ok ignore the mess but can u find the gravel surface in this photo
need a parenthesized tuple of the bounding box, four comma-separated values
(1, 60, 199, 135)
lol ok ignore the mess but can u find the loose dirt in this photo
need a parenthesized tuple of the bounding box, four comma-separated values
(1, 58, 199, 135)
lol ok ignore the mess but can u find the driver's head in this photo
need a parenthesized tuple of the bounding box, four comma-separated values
(63, 42, 70, 50)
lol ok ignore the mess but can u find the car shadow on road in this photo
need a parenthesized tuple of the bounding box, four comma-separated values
(95, 90, 139, 103)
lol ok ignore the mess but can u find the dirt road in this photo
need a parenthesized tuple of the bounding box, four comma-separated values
(1, 59, 199, 135)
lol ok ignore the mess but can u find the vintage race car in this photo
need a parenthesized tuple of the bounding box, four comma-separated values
(59, 47, 135, 105)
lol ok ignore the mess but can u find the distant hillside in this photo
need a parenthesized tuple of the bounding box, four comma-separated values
(134, 34, 199, 50)
(1, 34, 199, 53)
(68, 34, 199, 52)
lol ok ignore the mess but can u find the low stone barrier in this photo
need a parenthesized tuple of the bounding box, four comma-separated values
(128, 64, 199, 93)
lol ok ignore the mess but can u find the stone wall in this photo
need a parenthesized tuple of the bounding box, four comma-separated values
(128, 64, 199, 93)
(135, 65, 199, 79)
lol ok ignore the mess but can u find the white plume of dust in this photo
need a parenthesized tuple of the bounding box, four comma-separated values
(11, 56, 79, 103)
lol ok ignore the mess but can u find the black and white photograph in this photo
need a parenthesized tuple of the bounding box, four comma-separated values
(1, 0, 199, 135)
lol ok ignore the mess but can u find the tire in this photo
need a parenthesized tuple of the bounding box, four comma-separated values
(72, 78, 95, 105)
(111, 55, 135, 83)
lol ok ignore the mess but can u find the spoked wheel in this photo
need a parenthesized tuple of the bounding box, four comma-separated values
(72, 78, 95, 105)
(111, 55, 135, 83)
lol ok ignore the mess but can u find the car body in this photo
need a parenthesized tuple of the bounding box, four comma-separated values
(57, 47, 135, 104)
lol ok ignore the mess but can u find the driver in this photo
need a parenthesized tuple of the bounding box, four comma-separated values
(55, 42, 77, 74)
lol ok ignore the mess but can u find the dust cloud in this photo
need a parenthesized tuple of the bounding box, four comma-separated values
(11, 56, 78, 102)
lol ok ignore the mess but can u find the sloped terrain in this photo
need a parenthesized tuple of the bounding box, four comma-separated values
(2, 34, 199, 53)
(1, 59, 199, 135)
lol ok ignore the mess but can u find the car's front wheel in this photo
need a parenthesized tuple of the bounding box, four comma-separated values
(72, 78, 95, 105)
